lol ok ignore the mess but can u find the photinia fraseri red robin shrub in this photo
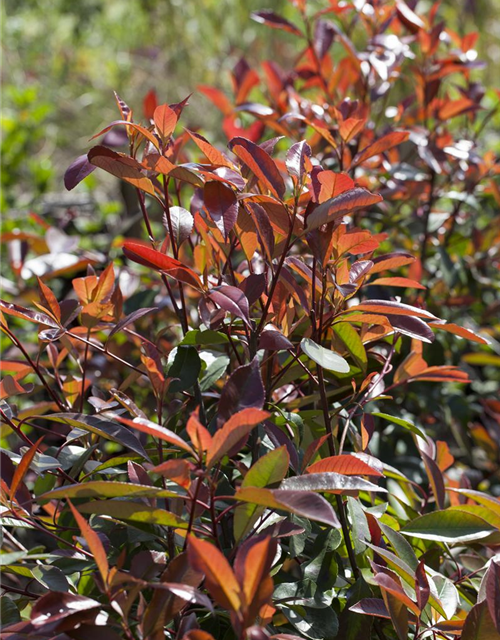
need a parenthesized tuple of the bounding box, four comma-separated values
(1, 1, 499, 640)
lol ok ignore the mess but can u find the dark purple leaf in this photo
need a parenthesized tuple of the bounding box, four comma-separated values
(286, 140, 312, 182)
(208, 285, 250, 327)
(204, 181, 238, 239)
(264, 420, 299, 471)
(259, 329, 293, 351)
(349, 598, 391, 618)
(246, 202, 275, 263)
(259, 136, 285, 155)
(108, 307, 158, 340)
(314, 19, 336, 59)
(485, 559, 500, 632)
(271, 489, 340, 527)
(213, 166, 246, 191)
(386, 314, 435, 343)
(239, 273, 266, 306)
(251, 10, 303, 37)
(415, 560, 430, 611)
(64, 155, 97, 191)
(349, 260, 374, 283)
(218, 356, 264, 424)
(31, 592, 100, 631)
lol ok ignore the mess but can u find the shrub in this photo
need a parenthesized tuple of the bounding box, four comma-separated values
(1, 1, 499, 640)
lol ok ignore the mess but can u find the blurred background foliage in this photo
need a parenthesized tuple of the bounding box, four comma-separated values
(2, 0, 500, 214)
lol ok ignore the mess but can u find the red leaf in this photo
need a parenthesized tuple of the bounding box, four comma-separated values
(485, 559, 500, 633)
(123, 241, 203, 290)
(346, 300, 438, 320)
(428, 322, 490, 345)
(143, 89, 158, 120)
(306, 454, 383, 477)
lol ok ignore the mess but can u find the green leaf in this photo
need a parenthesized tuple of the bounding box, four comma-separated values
(234, 446, 290, 541)
(0, 596, 21, 627)
(300, 337, 350, 373)
(39, 481, 179, 501)
(371, 412, 426, 439)
(401, 508, 496, 543)
(77, 500, 188, 528)
(333, 322, 367, 371)
(282, 604, 339, 640)
(181, 329, 229, 346)
(199, 354, 230, 392)
(168, 346, 202, 392)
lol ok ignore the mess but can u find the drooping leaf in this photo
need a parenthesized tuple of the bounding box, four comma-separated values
(64, 154, 96, 191)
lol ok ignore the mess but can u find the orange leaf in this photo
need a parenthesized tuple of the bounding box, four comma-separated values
(438, 98, 475, 121)
(10, 437, 43, 503)
(186, 411, 213, 456)
(151, 459, 191, 489)
(352, 131, 409, 167)
(186, 130, 233, 168)
(154, 104, 178, 140)
(188, 536, 241, 611)
(69, 501, 109, 584)
(206, 408, 269, 468)
(316, 171, 355, 203)
(339, 118, 366, 142)
(428, 322, 489, 345)
(370, 277, 426, 290)
(117, 416, 195, 456)
(88, 146, 155, 196)
(90, 120, 160, 151)
(230, 138, 285, 199)
(36, 278, 61, 322)
(307, 454, 383, 477)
